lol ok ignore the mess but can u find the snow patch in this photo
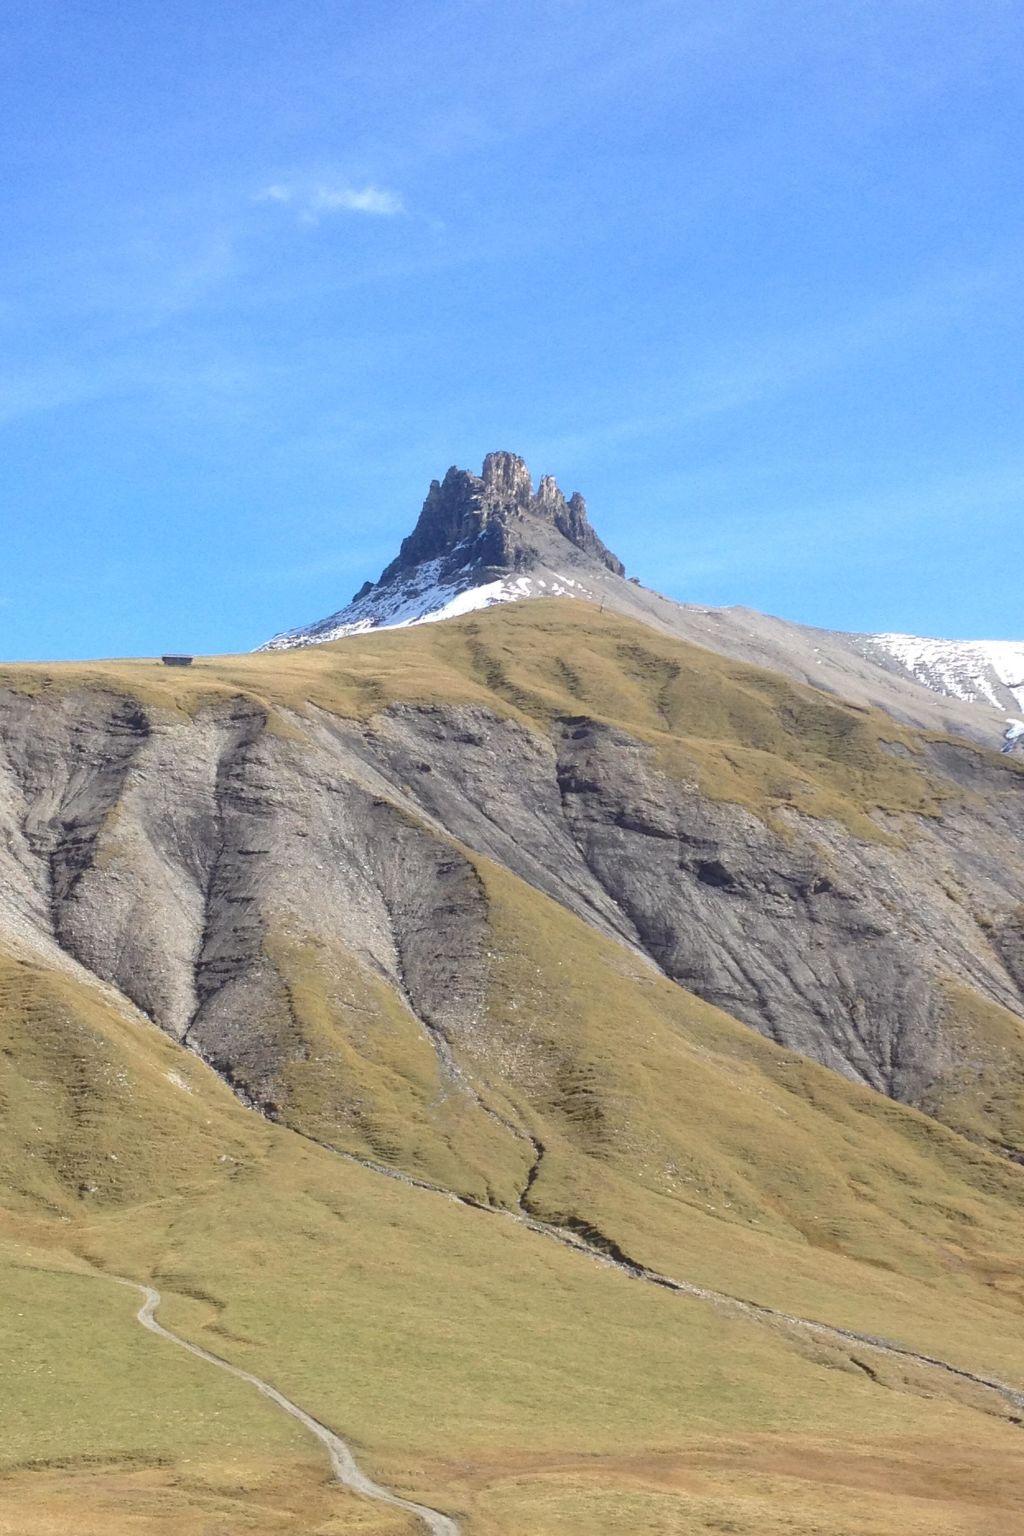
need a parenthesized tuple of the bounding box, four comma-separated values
(867, 633, 1024, 712)
(261, 565, 594, 650)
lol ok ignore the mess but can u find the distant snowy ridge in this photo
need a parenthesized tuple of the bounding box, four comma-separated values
(863, 633, 1024, 714)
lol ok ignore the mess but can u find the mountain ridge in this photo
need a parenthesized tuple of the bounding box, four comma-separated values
(261, 451, 1023, 757)
(5, 599, 1023, 1133)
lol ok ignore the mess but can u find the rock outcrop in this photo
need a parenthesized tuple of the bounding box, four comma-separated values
(375, 451, 624, 588)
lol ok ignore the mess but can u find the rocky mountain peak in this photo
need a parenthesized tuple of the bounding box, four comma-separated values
(383, 451, 624, 583)
(262, 451, 626, 650)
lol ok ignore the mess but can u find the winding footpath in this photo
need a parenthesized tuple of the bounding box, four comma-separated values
(111, 1053, 1023, 1536)
(113, 1278, 460, 1536)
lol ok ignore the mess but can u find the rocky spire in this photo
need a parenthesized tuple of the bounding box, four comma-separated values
(368, 451, 624, 596)
(481, 449, 533, 502)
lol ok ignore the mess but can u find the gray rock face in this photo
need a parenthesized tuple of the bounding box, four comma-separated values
(3, 681, 1023, 1152)
(341, 705, 1024, 1103)
(378, 451, 625, 587)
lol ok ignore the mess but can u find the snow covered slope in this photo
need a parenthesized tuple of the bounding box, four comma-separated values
(263, 563, 595, 647)
(863, 634, 1024, 712)
(858, 634, 1024, 750)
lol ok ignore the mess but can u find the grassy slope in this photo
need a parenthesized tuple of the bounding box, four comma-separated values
(0, 951, 261, 1213)
(0, 958, 396, 1533)
(471, 862, 1024, 1371)
(4, 889, 1024, 1530)
(3, 601, 1024, 1531)
(920, 981, 1024, 1158)
(262, 930, 525, 1205)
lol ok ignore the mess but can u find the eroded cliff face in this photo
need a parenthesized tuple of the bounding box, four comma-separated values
(327, 703, 1024, 1118)
(3, 650, 1023, 1165)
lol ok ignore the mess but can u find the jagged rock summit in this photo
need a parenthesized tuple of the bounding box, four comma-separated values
(261, 451, 625, 649)
(383, 450, 624, 582)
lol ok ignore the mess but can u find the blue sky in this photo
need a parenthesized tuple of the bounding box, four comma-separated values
(2, 0, 1021, 660)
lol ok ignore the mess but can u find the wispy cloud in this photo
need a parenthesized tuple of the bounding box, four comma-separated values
(254, 184, 293, 205)
(255, 180, 405, 223)
(314, 185, 403, 216)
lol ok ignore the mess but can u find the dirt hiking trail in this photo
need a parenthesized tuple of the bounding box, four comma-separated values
(114, 1277, 460, 1536)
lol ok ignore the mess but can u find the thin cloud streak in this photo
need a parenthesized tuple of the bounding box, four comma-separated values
(0, 352, 258, 429)
(255, 180, 405, 222)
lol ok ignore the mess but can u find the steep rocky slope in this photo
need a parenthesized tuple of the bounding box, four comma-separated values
(4, 602, 1024, 1160)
